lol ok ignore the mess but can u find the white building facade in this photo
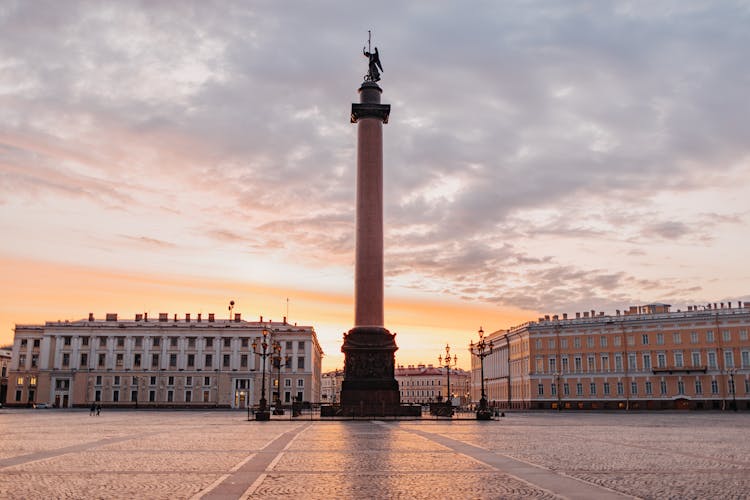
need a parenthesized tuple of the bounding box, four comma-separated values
(6, 312, 323, 408)
(320, 369, 344, 405)
(396, 364, 470, 406)
(1, 348, 10, 405)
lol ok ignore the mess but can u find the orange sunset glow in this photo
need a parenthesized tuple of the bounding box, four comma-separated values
(0, 256, 530, 371)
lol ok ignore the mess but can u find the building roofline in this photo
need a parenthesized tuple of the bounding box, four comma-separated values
(497, 303, 750, 338)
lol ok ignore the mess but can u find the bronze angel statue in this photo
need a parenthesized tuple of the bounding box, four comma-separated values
(363, 40, 383, 82)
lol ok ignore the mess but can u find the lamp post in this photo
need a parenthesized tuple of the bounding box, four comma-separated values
(728, 368, 737, 412)
(272, 342, 287, 415)
(133, 376, 139, 409)
(438, 343, 457, 416)
(555, 371, 562, 411)
(251, 328, 272, 421)
(469, 326, 494, 420)
(332, 370, 339, 405)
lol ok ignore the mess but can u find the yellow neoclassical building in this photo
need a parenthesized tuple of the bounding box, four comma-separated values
(472, 302, 750, 410)
(6, 312, 323, 409)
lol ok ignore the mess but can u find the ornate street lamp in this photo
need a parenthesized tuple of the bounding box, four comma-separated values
(438, 343, 457, 416)
(469, 326, 494, 420)
(251, 328, 272, 421)
(271, 342, 288, 415)
(555, 371, 562, 411)
(728, 368, 738, 412)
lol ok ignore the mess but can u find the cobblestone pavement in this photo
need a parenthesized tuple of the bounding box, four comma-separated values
(0, 409, 748, 499)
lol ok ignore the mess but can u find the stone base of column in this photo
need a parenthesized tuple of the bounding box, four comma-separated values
(337, 326, 417, 416)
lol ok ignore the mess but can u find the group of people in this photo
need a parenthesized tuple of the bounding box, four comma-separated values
(89, 403, 102, 416)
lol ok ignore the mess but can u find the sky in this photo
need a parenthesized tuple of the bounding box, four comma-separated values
(1, 1, 749, 371)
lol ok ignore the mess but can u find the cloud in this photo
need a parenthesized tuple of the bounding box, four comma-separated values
(120, 235, 177, 249)
(1, 1, 749, 322)
(641, 221, 691, 240)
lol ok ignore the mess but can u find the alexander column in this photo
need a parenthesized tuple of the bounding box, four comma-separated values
(339, 35, 403, 416)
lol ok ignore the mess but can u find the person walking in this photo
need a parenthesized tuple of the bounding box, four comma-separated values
(96, 404, 101, 416)
(89, 403, 96, 416)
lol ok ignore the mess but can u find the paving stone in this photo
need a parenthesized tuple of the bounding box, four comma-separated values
(0, 409, 747, 499)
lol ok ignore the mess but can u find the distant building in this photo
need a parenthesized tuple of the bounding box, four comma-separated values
(471, 301, 750, 410)
(321, 369, 344, 404)
(1, 347, 11, 405)
(6, 312, 323, 408)
(396, 364, 470, 406)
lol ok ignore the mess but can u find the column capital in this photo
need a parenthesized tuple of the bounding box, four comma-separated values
(351, 103, 390, 124)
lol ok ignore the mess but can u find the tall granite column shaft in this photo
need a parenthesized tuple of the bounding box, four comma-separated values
(354, 82, 387, 327)
(339, 80, 402, 415)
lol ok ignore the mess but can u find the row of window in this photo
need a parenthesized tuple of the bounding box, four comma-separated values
(47, 336, 307, 350)
(92, 375, 213, 387)
(535, 330, 749, 350)
(84, 375, 307, 389)
(15, 375, 305, 390)
(90, 388, 208, 403)
(538, 378, 750, 397)
(16, 354, 40, 368)
(537, 350, 749, 373)
(22, 351, 307, 371)
(401, 390, 442, 398)
(15, 376, 38, 386)
(399, 379, 441, 386)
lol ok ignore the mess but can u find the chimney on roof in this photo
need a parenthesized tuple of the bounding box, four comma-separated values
(185, 313, 190, 322)
(135, 313, 143, 321)
(106, 313, 117, 322)
(159, 313, 168, 322)
(283, 316, 287, 325)
(88, 313, 94, 321)
(563, 313, 568, 319)
(591, 310, 595, 317)
(208, 313, 215, 322)
(144, 312, 148, 322)
(544, 315, 550, 321)
(552, 315, 558, 321)
(174, 314, 178, 322)
(576, 312, 580, 319)
(583, 311, 589, 318)
(616, 309, 621, 316)
(234, 313, 241, 322)
(260, 315, 263, 322)
(197, 313, 202, 322)
(721, 302, 725, 309)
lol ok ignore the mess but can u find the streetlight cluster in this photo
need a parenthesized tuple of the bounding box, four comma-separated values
(438, 343, 457, 417)
(250, 328, 279, 421)
(728, 367, 738, 412)
(469, 326, 494, 420)
(272, 344, 291, 415)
